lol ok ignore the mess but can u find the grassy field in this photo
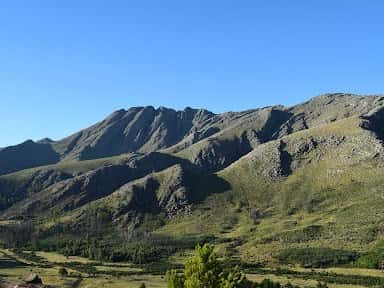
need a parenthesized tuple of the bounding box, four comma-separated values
(2, 248, 384, 288)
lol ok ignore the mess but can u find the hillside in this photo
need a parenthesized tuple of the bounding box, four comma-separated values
(1, 93, 384, 272)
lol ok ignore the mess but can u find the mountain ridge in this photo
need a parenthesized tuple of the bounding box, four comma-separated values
(2, 93, 382, 176)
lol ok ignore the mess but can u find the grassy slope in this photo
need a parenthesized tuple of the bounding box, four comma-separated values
(155, 116, 384, 263)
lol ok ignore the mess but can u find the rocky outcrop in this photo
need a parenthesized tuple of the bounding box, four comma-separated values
(360, 104, 384, 141)
(53, 106, 221, 160)
(240, 140, 292, 180)
(176, 107, 292, 172)
(104, 165, 194, 222)
(181, 136, 253, 173)
(157, 165, 192, 217)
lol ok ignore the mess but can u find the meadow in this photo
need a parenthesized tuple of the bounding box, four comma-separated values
(1, 246, 384, 288)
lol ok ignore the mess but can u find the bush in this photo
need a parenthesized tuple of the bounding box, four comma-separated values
(355, 240, 384, 269)
(58, 267, 68, 277)
(166, 270, 185, 288)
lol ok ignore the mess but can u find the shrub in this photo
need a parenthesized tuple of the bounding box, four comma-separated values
(355, 240, 384, 269)
(166, 270, 185, 288)
(58, 267, 68, 277)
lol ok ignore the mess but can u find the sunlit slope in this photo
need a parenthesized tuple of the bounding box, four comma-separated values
(157, 115, 384, 261)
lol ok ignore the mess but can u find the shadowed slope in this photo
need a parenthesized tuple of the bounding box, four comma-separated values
(0, 140, 60, 175)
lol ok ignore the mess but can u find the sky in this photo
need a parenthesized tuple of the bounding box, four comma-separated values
(0, 0, 383, 147)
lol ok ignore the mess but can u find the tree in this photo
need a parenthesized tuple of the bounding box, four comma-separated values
(220, 266, 251, 288)
(166, 269, 185, 288)
(184, 244, 222, 288)
(166, 244, 253, 288)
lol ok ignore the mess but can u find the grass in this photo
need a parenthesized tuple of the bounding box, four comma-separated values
(78, 275, 166, 288)
(5, 248, 384, 288)
(35, 251, 97, 264)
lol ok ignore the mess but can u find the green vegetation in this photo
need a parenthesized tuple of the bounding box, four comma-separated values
(276, 248, 359, 268)
(166, 244, 302, 288)
(1, 226, 214, 265)
(355, 240, 384, 269)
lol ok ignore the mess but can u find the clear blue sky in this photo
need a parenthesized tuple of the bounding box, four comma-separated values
(1, 0, 383, 147)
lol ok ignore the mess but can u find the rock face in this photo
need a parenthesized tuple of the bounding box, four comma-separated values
(54, 106, 220, 160)
(83, 165, 197, 224)
(175, 107, 291, 172)
(157, 165, 192, 217)
(361, 105, 384, 140)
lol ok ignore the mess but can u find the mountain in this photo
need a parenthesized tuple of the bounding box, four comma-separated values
(1, 93, 384, 265)
(0, 140, 60, 175)
(0, 106, 229, 174)
(1, 94, 382, 175)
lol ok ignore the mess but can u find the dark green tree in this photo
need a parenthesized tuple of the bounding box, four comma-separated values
(166, 244, 253, 288)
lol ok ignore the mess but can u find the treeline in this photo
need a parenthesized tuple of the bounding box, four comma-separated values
(276, 245, 384, 270)
(2, 224, 214, 264)
(2, 220, 384, 271)
(276, 247, 359, 268)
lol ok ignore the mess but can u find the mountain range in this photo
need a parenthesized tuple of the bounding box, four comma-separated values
(1, 93, 384, 263)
